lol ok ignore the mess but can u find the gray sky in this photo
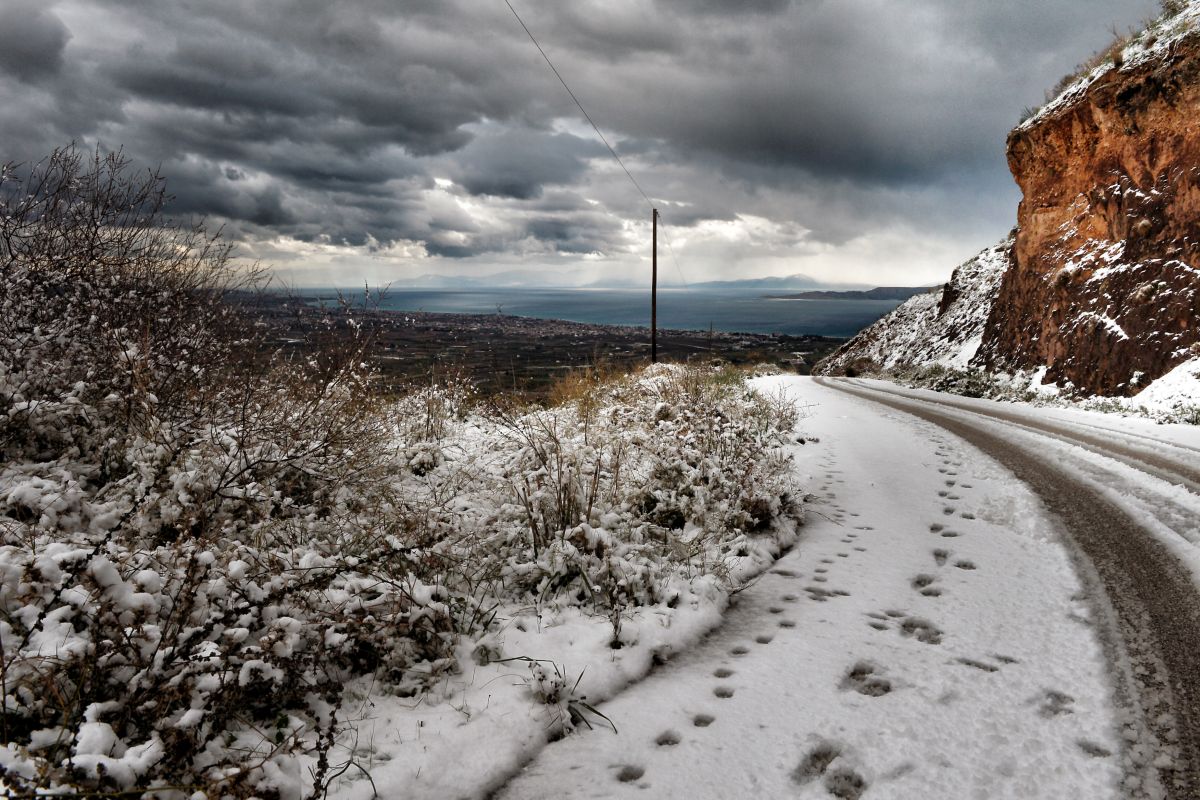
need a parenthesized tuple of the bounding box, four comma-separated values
(0, 0, 1161, 286)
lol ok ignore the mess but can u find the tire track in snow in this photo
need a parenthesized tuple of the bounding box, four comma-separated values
(819, 377, 1200, 800)
(842, 379, 1200, 492)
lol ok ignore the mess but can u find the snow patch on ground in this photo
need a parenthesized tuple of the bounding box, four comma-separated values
(1131, 357, 1200, 418)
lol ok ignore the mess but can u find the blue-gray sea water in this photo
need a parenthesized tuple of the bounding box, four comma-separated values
(301, 287, 903, 338)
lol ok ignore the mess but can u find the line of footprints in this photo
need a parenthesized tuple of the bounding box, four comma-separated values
(616, 449, 876, 795)
(613, 438, 1103, 793)
(625, 570, 872, 799)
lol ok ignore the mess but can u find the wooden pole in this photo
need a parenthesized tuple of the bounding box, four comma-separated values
(651, 208, 658, 364)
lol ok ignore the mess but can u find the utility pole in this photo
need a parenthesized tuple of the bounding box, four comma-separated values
(651, 208, 658, 364)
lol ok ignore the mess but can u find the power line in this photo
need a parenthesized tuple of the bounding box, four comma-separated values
(503, 0, 688, 288)
(504, 0, 653, 209)
(662, 234, 688, 289)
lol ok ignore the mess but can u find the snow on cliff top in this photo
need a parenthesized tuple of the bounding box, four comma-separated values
(1019, 2, 1200, 131)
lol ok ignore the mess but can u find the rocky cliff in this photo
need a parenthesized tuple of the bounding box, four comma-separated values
(819, 5, 1200, 399)
(978, 5, 1200, 395)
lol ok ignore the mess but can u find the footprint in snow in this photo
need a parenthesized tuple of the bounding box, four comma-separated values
(841, 661, 892, 697)
(713, 686, 735, 698)
(713, 668, 734, 678)
(955, 657, 999, 673)
(1037, 690, 1075, 718)
(791, 740, 869, 800)
(791, 741, 841, 784)
(1078, 740, 1113, 758)
(693, 714, 715, 727)
(826, 768, 868, 800)
(910, 574, 942, 597)
(955, 560, 976, 570)
(899, 616, 943, 644)
(805, 586, 849, 602)
(932, 549, 949, 567)
(615, 765, 644, 783)
(656, 730, 681, 747)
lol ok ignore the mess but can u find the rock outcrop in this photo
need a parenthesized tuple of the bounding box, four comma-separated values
(978, 8, 1200, 395)
(819, 5, 1200, 398)
(817, 239, 1011, 376)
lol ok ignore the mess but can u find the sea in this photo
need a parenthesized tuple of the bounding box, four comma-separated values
(300, 287, 904, 338)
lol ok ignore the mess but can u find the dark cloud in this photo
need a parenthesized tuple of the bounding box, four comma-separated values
(0, 2, 70, 83)
(448, 126, 603, 199)
(0, 0, 1164, 282)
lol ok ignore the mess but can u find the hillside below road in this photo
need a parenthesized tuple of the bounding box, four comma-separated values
(493, 376, 1200, 800)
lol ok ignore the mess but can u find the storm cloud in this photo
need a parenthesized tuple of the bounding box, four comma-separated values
(0, 0, 1162, 284)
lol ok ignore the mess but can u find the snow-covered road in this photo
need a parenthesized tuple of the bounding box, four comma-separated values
(494, 375, 1200, 799)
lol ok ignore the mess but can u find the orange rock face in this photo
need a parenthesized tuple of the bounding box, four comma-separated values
(979, 35, 1200, 396)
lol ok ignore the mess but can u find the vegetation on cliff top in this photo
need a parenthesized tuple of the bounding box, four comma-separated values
(1020, 0, 1197, 123)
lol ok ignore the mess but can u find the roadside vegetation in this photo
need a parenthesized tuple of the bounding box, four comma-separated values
(878, 364, 1200, 425)
(0, 148, 804, 797)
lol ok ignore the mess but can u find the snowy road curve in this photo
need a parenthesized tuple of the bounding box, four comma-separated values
(817, 377, 1200, 800)
(496, 376, 1200, 799)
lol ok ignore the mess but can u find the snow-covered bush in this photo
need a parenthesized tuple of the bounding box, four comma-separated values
(0, 149, 805, 796)
(397, 363, 803, 646)
(0, 149, 457, 797)
(894, 364, 1020, 399)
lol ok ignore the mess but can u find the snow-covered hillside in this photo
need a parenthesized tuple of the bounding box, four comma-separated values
(816, 238, 1012, 376)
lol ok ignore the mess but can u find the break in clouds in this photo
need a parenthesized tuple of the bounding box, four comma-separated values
(0, 0, 1161, 285)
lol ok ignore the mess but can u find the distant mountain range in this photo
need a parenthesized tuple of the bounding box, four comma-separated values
(685, 274, 826, 290)
(390, 271, 887, 292)
(394, 270, 566, 288)
(766, 286, 940, 301)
